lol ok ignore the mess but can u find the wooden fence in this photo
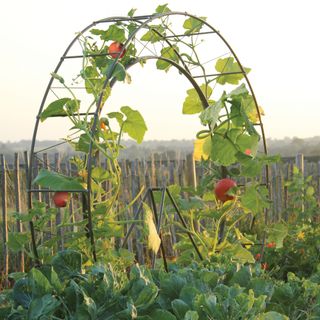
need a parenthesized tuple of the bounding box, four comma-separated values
(1, 151, 320, 282)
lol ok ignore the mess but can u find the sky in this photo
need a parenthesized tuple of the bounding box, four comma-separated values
(1, 0, 320, 143)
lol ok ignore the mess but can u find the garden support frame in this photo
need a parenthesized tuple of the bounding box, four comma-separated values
(27, 11, 269, 265)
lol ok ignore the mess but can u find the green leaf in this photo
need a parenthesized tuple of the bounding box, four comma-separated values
(255, 311, 289, 320)
(141, 25, 165, 43)
(223, 244, 255, 264)
(108, 111, 124, 125)
(100, 24, 126, 43)
(149, 309, 177, 320)
(215, 57, 250, 85)
(211, 134, 237, 166)
(38, 265, 63, 294)
(199, 98, 223, 128)
(183, 17, 207, 34)
(237, 133, 259, 155)
(27, 294, 60, 320)
(121, 106, 147, 143)
(29, 268, 53, 298)
(134, 285, 159, 311)
(267, 223, 288, 249)
(155, 4, 171, 14)
(32, 169, 85, 191)
(74, 133, 93, 154)
(241, 185, 270, 213)
(13, 278, 32, 308)
(104, 60, 126, 81)
(172, 299, 189, 319)
(52, 250, 82, 281)
(184, 311, 199, 320)
(228, 83, 249, 98)
(156, 45, 180, 71)
(8, 232, 29, 253)
(229, 266, 252, 287)
(40, 98, 71, 121)
(183, 84, 212, 114)
(238, 154, 264, 177)
(128, 8, 137, 17)
(91, 167, 110, 183)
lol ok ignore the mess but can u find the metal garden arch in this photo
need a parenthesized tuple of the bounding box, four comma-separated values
(27, 11, 268, 265)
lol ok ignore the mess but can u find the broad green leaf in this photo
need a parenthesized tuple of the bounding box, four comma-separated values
(52, 250, 82, 281)
(156, 45, 179, 71)
(223, 244, 255, 264)
(211, 134, 237, 166)
(91, 167, 110, 183)
(141, 25, 165, 43)
(229, 266, 252, 287)
(199, 98, 223, 128)
(215, 57, 250, 85)
(104, 60, 126, 81)
(180, 285, 200, 307)
(74, 133, 93, 154)
(38, 265, 63, 294)
(238, 154, 264, 177)
(241, 185, 270, 213)
(32, 169, 85, 191)
(194, 294, 217, 317)
(95, 25, 126, 42)
(108, 111, 124, 131)
(82, 65, 106, 96)
(183, 17, 207, 34)
(249, 278, 274, 299)
(134, 284, 159, 311)
(172, 299, 189, 319)
(184, 311, 199, 320)
(40, 98, 71, 121)
(241, 95, 259, 122)
(8, 232, 29, 253)
(150, 309, 176, 320)
(267, 223, 288, 249)
(237, 133, 259, 155)
(160, 274, 187, 301)
(27, 294, 60, 319)
(228, 83, 249, 98)
(155, 4, 171, 14)
(13, 278, 32, 308)
(183, 84, 212, 114)
(29, 268, 53, 298)
(255, 311, 289, 320)
(121, 106, 147, 143)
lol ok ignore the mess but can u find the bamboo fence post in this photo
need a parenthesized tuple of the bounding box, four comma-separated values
(283, 162, 289, 221)
(186, 153, 200, 232)
(1, 154, 9, 286)
(186, 154, 197, 189)
(130, 160, 144, 264)
(295, 153, 305, 213)
(66, 159, 76, 233)
(318, 161, 320, 205)
(13, 153, 25, 272)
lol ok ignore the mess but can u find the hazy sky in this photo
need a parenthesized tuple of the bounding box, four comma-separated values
(1, 0, 320, 142)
